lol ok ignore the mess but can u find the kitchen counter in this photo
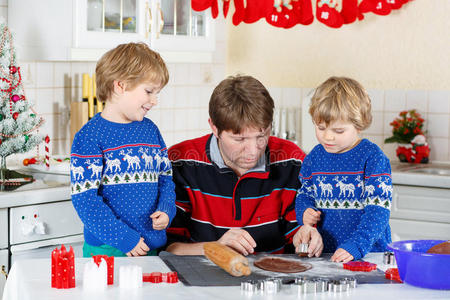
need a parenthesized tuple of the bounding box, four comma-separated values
(391, 161, 450, 188)
(0, 169, 70, 208)
(3, 253, 450, 300)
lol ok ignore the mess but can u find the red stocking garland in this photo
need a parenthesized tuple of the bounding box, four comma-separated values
(316, 0, 344, 28)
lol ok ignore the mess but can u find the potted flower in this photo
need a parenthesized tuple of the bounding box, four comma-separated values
(384, 109, 430, 163)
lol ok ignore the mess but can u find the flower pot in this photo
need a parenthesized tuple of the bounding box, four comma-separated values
(396, 143, 430, 164)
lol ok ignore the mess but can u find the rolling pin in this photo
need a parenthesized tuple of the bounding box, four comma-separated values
(203, 242, 251, 277)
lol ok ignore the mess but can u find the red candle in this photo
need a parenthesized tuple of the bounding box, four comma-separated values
(51, 244, 76, 289)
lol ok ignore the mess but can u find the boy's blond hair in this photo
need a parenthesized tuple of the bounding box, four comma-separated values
(309, 76, 372, 131)
(96, 42, 169, 102)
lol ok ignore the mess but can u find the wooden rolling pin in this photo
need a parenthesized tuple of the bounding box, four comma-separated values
(203, 242, 251, 277)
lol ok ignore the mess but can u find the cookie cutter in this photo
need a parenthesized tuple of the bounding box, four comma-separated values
(297, 243, 309, 256)
(384, 251, 396, 265)
(241, 280, 258, 293)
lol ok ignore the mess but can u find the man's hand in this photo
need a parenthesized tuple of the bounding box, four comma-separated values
(218, 228, 257, 256)
(126, 237, 149, 257)
(293, 225, 323, 257)
(331, 248, 354, 263)
(150, 211, 169, 230)
(303, 208, 321, 226)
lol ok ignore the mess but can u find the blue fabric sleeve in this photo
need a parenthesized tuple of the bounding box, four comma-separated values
(71, 131, 141, 254)
(155, 130, 176, 224)
(338, 152, 392, 260)
(295, 154, 317, 225)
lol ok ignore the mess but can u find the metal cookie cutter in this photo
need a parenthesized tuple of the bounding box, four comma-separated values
(297, 243, 309, 256)
(241, 280, 258, 294)
(262, 278, 282, 294)
(384, 251, 396, 265)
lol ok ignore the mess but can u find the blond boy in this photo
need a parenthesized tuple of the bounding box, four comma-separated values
(71, 43, 175, 257)
(295, 76, 392, 262)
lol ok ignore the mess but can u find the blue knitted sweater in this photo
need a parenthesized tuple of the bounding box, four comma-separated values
(295, 139, 392, 260)
(70, 113, 176, 254)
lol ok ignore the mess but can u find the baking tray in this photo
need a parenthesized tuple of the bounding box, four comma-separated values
(159, 252, 396, 286)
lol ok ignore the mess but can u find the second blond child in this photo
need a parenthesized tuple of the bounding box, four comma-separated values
(295, 76, 392, 262)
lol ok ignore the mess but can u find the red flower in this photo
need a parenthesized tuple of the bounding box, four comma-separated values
(404, 128, 409, 134)
(400, 111, 407, 116)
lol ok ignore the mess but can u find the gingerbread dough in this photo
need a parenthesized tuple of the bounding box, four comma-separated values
(426, 241, 450, 255)
(254, 257, 312, 273)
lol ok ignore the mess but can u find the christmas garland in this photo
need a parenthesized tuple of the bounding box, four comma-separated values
(192, 0, 411, 29)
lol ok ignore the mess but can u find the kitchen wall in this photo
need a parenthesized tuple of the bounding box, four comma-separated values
(2, 1, 450, 164)
(227, 0, 450, 162)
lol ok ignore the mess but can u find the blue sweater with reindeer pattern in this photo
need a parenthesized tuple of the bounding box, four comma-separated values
(70, 113, 176, 254)
(295, 139, 392, 260)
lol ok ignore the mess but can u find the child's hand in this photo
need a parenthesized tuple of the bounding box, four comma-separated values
(127, 237, 149, 257)
(303, 208, 321, 226)
(150, 211, 169, 230)
(331, 248, 354, 263)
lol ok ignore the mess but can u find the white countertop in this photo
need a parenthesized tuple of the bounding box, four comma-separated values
(0, 169, 70, 208)
(3, 254, 450, 300)
(391, 161, 450, 189)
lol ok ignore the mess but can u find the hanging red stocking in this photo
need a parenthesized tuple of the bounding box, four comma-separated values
(340, 0, 359, 24)
(223, 0, 230, 18)
(316, 0, 344, 28)
(387, 0, 409, 10)
(266, 1, 288, 28)
(244, 0, 272, 24)
(232, 0, 245, 25)
(359, 0, 391, 16)
(191, 0, 219, 18)
(296, 0, 314, 26)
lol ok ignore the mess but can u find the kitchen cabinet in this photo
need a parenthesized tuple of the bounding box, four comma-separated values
(8, 0, 215, 62)
(390, 184, 450, 241)
(0, 209, 7, 298)
(0, 171, 84, 298)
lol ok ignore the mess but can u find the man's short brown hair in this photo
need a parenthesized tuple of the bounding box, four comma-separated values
(96, 42, 169, 102)
(309, 76, 372, 131)
(209, 75, 274, 134)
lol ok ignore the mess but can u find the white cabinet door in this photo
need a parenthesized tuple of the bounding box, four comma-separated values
(9, 201, 83, 245)
(151, 0, 215, 53)
(74, 0, 148, 49)
(390, 219, 450, 241)
(0, 209, 6, 249)
(0, 249, 8, 298)
(9, 0, 215, 61)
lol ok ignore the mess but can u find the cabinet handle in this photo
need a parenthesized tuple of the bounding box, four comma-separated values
(1, 265, 7, 279)
(146, 1, 152, 38)
(157, 2, 164, 38)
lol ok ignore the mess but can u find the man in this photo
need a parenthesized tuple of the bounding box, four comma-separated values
(166, 75, 323, 256)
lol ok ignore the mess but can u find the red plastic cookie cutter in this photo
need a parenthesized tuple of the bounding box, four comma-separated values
(143, 271, 178, 283)
(343, 261, 377, 272)
(385, 268, 403, 283)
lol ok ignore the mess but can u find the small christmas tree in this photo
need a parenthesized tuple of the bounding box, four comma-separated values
(0, 23, 45, 190)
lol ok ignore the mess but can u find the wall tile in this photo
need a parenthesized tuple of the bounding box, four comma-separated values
(54, 62, 72, 88)
(34, 88, 54, 114)
(172, 64, 189, 85)
(53, 87, 72, 112)
(211, 64, 225, 86)
(427, 113, 449, 138)
(384, 90, 406, 112)
(282, 87, 302, 107)
(383, 112, 399, 135)
(36, 62, 54, 88)
(159, 85, 174, 109)
(213, 41, 226, 64)
(367, 89, 384, 112)
(406, 90, 428, 114)
(428, 90, 450, 114)
(0, 7, 7, 22)
(20, 62, 36, 88)
(188, 63, 202, 86)
(428, 137, 449, 162)
(158, 109, 174, 133)
(366, 111, 384, 135)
